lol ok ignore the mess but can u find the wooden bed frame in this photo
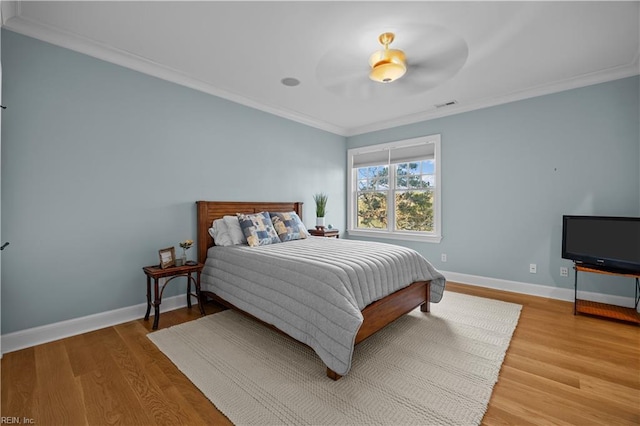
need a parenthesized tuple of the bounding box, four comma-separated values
(196, 200, 430, 380)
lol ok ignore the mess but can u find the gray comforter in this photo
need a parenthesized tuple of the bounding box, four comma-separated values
(201, 237, 446, 375)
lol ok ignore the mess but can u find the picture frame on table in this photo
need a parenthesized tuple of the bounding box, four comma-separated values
(158, 247, 176, 269)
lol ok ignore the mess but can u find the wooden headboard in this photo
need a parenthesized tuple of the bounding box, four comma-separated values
(196, 201, 303, 264)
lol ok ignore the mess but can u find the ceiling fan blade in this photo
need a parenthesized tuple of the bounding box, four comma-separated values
(400, 36, 468, 91)
(320, 69, 365, 90)
(409, 41, 468, 73)
(316, 23, 468, 100)
(317, 44, 387, 99)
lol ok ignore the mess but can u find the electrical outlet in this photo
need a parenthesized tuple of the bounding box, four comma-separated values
(560, 267, 569, 277)
(441, 253, 447, 262)
(529, 263, 537, 273)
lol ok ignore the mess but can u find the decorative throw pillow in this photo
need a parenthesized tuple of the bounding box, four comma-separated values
(236, 212, 281, 247)
(269, 211, 309, 242)
(223, 215, 248, 245)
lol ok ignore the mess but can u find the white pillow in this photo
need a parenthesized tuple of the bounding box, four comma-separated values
(209, 219, 234, 247)
(223, 215, 248, 245)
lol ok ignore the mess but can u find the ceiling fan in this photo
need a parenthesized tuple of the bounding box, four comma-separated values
(316, 25, 469, 100)
(368, 32, 407, 83)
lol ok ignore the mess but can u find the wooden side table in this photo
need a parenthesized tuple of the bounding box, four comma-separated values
(308, 228, 339, 238)
(573, 264, 640, 324)
(143, 262, 205, 330)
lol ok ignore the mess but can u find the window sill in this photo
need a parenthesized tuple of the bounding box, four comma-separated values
(346, 229, 442, 243)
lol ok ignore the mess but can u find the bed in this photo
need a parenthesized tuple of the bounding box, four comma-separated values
(196, 200, 446, 380)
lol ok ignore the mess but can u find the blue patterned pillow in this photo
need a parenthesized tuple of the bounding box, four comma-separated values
(269, 211, 309, 242)
(237, 212, 281, 247)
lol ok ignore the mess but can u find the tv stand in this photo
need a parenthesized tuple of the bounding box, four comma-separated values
(573, 264, 640, 324)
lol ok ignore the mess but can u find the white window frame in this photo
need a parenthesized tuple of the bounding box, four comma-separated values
(347, 135, 442, 243)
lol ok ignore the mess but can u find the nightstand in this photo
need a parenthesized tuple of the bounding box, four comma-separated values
(143, 262, 205, 330)
(308, 228, 339, 238)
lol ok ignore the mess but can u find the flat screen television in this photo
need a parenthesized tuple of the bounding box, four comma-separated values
(562, 215, 640, 274)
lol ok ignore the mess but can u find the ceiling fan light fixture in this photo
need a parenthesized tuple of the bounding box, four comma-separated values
(369, 32, 407, 83)
(369, 61, 406, 83)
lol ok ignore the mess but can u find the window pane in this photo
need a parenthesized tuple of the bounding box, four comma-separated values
(396, 176, 407, 189)
(421, 175, 435, 187)
(408, 163, 420, 174)
(397, 163, 408, 176)
(357, 192, 387, 229)
(360, 166, 382, 178)
(421, 160, 435, 174)
(358, 180, 369, 190)
(407, 175, 423, 189)
(370, 166, 389, 177)
(375, 177, 389, 190)
(395, 191, 434, 232)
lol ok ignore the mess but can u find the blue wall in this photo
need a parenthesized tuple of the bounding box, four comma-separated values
(1, 30, 346, 334)
(2, 28, 639, 335)
(347, 76, 640, 298)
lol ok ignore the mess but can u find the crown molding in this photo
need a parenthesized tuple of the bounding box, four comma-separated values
(2, 13, 347, 136)
(3, 8, 638, 139)
(1, 0, 19, 26)
(345, 61, 640, 137)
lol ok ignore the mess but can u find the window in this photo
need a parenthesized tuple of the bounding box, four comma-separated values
(347, 135, 441, 243)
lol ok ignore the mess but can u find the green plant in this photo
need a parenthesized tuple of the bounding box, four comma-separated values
(313, 193, 328, 217)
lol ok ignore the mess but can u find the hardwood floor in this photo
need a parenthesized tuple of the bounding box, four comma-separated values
(2, 283, 638, 425)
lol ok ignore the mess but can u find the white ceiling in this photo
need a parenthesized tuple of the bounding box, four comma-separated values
(2, 1, 639, 136)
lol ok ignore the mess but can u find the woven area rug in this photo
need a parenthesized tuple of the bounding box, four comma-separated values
(148, 291, 521, 425)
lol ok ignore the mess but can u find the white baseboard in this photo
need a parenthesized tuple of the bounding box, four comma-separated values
(2, 272, 637, 355)
(1, 295, 188, 355)
(441, 270, 638, 309)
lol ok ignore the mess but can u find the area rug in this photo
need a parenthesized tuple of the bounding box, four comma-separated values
(148, 291, 522, 425)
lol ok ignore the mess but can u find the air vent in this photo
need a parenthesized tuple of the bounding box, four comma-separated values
(435, 100, 458, 108)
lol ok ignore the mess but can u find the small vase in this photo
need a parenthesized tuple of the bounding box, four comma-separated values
(316, 217, 325, 229)
(181, 248, 188, 265)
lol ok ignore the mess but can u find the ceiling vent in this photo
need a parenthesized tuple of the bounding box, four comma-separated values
(435, 100, 458, 108)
